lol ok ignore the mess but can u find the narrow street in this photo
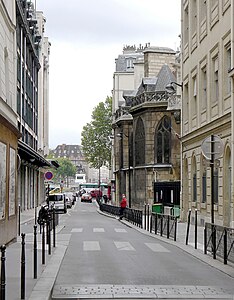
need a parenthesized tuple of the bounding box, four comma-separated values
(50, 199, 234, 299)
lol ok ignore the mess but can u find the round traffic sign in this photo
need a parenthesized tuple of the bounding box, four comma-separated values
(201, 135, 223, 160)
(45, 171, 53, 180)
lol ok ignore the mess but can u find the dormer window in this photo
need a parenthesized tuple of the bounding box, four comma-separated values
(126, 58, 133, 69)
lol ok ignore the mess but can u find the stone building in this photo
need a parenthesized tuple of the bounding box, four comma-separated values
(0, 0, 21, 245)
(0, 0, 50, 245)
(51, 144, 110, 186)
(112, 46, 181, 209)
(181, 0, 234, 227)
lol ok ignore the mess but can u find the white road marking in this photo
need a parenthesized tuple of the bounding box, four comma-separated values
(93, 228, 105, 232)
(71, 228, 83, 233)
(114, 241, 135, 251)
(145, 242, 170, 252)
(83, 241, 100, 251)
(114, 228, 127, 233)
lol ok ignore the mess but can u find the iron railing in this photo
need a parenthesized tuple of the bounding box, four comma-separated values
(99, 203, 143, 228)
(204, 223, 234, 264)
(150, 213, 178, 241)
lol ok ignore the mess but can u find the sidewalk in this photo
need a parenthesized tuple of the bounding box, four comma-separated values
(2, 207, 234, 300)
(3, 207, 68, 300)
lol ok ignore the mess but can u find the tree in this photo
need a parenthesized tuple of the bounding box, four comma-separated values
(52, 158, 76, 187)
(81, 96, 112, 169)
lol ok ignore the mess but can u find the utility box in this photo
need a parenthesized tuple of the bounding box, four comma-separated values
(152, 203, 162, 213)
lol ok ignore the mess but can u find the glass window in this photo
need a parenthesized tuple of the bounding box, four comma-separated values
(155, 116, 171, 164)
(135, 118, 145, 166)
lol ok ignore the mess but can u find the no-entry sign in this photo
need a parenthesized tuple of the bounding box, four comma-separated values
(44, 171, 53, 180)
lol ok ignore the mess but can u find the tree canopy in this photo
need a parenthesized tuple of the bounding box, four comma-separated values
(81, 96, 112, 169)
(47, 157, 77, 186)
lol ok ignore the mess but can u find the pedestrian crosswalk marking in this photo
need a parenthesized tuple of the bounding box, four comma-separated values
(83, 241, 100, 251)
(145, 242, 170, 252)
(71, 228, 83, 232)
(93, 228, 105, 232)
(114, 241, 135, 251)
(114, 228, 127, 233)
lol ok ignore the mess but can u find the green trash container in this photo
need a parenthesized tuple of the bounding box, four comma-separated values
(173, 206, 180, 217)
(152, 203, 162, 213)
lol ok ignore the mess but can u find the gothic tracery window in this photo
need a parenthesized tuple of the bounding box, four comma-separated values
(155, 116, 171, 163)
(135, 118, 145, 166)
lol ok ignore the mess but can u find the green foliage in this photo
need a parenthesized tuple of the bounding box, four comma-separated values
(52, 157, 76, 183)
(81, 96, 112, 169)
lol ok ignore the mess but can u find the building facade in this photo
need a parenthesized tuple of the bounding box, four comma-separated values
(112, 46, 181, 208)
(51, 144, 110, 186)
(0, 0, 50, 245)
(0, 0, 21, 244)
(181, 0, 234, 227)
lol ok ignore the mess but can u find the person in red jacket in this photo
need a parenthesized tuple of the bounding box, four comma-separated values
(119, 194, 127, 220)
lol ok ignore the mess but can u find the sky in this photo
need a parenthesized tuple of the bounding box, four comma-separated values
(36, 0, 181, 149)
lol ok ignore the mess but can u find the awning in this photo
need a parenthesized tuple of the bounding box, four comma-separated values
(18, 140, 51, 167)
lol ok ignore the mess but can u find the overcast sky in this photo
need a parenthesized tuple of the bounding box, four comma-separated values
(36, 0, 181, 149)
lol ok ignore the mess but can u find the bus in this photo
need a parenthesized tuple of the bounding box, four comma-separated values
(79, 183, 108, 195)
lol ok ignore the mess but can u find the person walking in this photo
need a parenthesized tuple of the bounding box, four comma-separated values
(119, 194, 127, 220)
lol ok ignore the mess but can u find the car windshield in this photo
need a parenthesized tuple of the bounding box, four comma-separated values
(48, 195, 63, 201)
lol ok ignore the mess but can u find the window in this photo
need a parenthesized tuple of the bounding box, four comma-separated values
(155, 116, 171, 164)
(184, 4, 189, 45)
(202, 171, 207, 203)
(191, 0, 197, 34)
(126, 58, 133, 69)
(224, 45, 231, 95)
(135, 118, 145, 166)
(212, 56, 219, 102)
(183, 83, 189, 122)
(200, 0, 207, 21)
(201, 66, 207, 109)
(192, 76, 197, 115)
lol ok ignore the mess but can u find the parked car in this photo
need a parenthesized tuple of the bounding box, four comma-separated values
(65, 192, 74, 208)
(90, 189, 102, 198)
(81, 192, 92, 203)
(47, 193, 67, 214)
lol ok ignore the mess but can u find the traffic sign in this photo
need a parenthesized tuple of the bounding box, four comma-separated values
(201, 135, 223, 161)
(45, 171, 53, 180)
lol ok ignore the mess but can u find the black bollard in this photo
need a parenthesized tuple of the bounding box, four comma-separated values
(33, 225, 37, 279)
(18, 204, 21, 236)
(144, 204, 146, 230)
(147, 204, 150, 232)
(21, 233, 26, 300)
(47, 221, 51, 255)
(0, 245, 6, 300)
(185, 209, 191, 245)
(42, 223, 45, 265)
(53, 208, 56, 247)
(195, 209, 197, 249)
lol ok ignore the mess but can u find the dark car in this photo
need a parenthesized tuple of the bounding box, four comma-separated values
(81, 192, 92, 203)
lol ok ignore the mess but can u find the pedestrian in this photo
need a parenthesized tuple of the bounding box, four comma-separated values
(119, 194, 127, 220)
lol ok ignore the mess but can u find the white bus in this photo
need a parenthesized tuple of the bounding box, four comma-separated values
(75, 173, 86, 185)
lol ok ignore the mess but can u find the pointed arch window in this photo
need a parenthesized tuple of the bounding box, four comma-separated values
(135, 118, 145, 166)
(155, 116, 171, 163)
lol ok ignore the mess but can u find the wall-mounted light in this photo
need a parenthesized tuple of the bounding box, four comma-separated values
(165, 82, 183, 94)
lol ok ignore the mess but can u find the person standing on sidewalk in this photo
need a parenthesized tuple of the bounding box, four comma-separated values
(119, 194, 127, 220)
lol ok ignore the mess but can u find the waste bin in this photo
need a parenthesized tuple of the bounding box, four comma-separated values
(152, 203, 162, 213)
(173, 205, 180, 217)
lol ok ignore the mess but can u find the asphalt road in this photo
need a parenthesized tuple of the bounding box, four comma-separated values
(51, 199, 234, 299)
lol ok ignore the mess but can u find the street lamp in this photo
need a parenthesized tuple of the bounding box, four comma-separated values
(165, 82, 183, 93)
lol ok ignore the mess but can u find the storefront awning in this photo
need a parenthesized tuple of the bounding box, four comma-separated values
(18, 140, 51, 167)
